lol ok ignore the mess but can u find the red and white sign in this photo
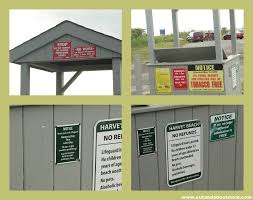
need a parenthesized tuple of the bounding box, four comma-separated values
(73, 45, 96, 59)
(173, 68, 187, 89)
(53, 41, 72, 60)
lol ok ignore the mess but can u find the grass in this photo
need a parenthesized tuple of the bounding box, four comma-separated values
(131, 32, 189, 63)
(132, 40, 188, 63)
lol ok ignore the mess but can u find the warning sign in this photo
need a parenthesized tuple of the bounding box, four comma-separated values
(165, 120, 202, 187)
(210, 112, 236, 141)
(93, 119, 122, 191)
(55, 123, 81, 164)
(137, 127, 156, 156)
(173, 68, 187, 89)
(53, 41, 72, 60)
(73, 45, 96, 59)
(188, 64, 224, 92)
(155, 68, 172, 94)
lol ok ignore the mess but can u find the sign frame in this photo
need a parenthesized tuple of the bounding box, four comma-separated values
(54, 123, 81, 165)
(209, 112, 236, 142)
(92, 118, 122, 191)
(165, 119, 203, 187)
(137, 126, 157, 157)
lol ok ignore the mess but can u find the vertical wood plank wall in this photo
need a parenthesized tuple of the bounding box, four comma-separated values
(131, 105, 243, 190)
(10, 105, 121, 190)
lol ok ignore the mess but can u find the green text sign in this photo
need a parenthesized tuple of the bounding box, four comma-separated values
(210, 112, 236, 141)
(137, 127, 156, 156)
(55, 123, 81, 164)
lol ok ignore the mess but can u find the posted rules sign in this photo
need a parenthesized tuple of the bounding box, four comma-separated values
(93, 119, 122, 191)
(53, 41, 72, 60)
(188, 64, 224, 92)
(155, 68, 172, 95)
(165, 120, 202, 187)
(173, 68, 187, 89)
(137, 127, 156, 156)
(55, 123, 81, 164)
(210, 112, 236, 141)
(73, 45, 96, 59)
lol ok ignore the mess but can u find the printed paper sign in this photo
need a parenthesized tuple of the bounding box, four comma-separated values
(188, 64, 224, 92)
(165, 120, 202, 187)
(155, 68, 172, 95)
(93, 119, 122, 191)
(173, 68, 187, 89)
(210, 112, 236, 141)
(55, 124, 81, 164)
(73, 45, 96, 59)
(53, 41, 72, 60)
(231, 65, 237, 89)
(137, 127, 156, 156)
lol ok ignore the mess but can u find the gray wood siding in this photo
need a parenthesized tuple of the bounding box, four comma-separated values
(132, 105, 243, 190)
(10, 105, 121, 190)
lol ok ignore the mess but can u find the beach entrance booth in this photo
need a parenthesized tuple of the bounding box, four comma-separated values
(145, 10, 241, 95)
(10, 20, 122, 95)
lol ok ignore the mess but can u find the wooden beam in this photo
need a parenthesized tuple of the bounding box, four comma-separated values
(61, 71, 82, 93)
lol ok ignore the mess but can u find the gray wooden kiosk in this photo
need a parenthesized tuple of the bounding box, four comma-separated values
(10, 20, 122, 95)
(145, 10, 241, 95)
(10, 105, 121, 190)
(132, 105, 243, 190)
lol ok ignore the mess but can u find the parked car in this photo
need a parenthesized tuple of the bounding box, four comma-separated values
(187, 31, 204, 42)
(204, 31, 214, 41)
(223, 31, 244, 40)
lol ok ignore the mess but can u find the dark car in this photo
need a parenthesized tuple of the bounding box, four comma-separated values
(187, 31, 204, 42)
(223, 31, 244, 40)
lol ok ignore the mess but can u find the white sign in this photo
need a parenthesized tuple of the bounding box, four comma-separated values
(93, 118, 122, 191)
(165, 119, 202, 187)
(231, 65, 237, 89)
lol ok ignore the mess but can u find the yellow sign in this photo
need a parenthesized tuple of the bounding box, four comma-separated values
(188, 64, 224, 92)
(155, 68, 172, 94)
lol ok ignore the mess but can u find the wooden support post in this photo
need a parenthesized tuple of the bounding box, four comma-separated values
(145, 10, 156, 95)
(213, 10, 223, 62)
(172, 9, 180, 47)
(112, 58, 121, 95)
(56, 72, 64, 95)
(20, 63, 30, 95)
(229, 9, 237, 55)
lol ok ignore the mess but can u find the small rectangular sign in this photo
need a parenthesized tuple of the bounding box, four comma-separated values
(155, 68, 172, 95)
(137, 127, 156, 156)
(231, 65, 237, 89)
(173, 67, 187, 89)
(210, 112, 236, 141)
(188, 64, 224, 92)
(52, 41, 72, 60)
(55, 123, 81, 164)
(73, 45, 96, 59)
(165, 120, 202, 187)
(93, 118, 122, 191)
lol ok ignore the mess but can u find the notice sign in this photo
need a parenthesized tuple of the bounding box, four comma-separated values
(165, 120, 202, 187)
(188, 64, 224, 92)
(53, 41, 72, 60)
(93, 119, 122, 191)
(173, 68, 187, 89)
(55, 124, 81, 164)
(73, 45, 96, 59)
(155, 68, 172, 95)
(210, 112, 236, 141)
(137, 127, 156, 156)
